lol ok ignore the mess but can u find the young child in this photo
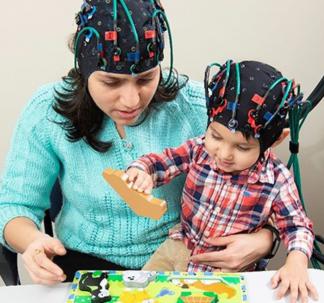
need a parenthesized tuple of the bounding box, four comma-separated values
(126, 60, 318, 302)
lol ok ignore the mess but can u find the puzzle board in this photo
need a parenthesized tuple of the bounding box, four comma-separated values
(66, 270, 248, 303)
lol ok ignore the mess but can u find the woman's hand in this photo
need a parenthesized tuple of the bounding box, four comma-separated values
(126, 167, 153, 194)
(190, 228, 273, 272)
(21, 233, 67, 285)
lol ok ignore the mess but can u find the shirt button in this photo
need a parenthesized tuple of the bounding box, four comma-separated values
(215, 206, 221, 213)
(122, 141, 133, 151)
(204, 230, 210, 237)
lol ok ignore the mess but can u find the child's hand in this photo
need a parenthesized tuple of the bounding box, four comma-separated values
(126, 168, 153, 194)
(271, 250, 318, 303)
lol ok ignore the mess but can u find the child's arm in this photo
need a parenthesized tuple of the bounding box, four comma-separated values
(126, 137, 200, 192)
(271, 250, 318, 303)
(272, 171, 314, 263)
(272, 171, 317, 302)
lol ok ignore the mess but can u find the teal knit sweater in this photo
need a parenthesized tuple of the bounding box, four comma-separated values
(0, 79, 206, 268)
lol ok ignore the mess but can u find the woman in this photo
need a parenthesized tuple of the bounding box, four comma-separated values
(0, 0, 274, 285)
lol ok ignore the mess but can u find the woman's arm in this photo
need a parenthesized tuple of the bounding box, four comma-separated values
(0, 86, 65, 284)
(4, 217, 67, 285)
(4, 217, 42, 253)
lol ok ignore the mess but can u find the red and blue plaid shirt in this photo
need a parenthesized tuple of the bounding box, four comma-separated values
(131, 136, 314, 271)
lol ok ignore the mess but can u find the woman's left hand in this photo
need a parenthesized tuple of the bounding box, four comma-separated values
(190, 229, 273, 272)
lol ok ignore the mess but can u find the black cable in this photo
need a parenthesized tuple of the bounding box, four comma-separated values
(285, 76, 324, 127)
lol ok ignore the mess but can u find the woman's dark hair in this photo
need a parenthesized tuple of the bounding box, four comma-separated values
(53, 36, 188, 153)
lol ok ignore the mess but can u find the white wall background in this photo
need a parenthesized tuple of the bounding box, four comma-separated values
(0, 1, 323, 278)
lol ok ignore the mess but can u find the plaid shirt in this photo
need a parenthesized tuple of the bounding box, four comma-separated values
(131, 136, 314, 271)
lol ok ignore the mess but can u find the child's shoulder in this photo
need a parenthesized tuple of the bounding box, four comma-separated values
(268, 151, 294, 182)
(183, 135, 206, 159)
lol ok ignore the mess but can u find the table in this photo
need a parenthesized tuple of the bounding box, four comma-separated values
(0, 269, 323, 303)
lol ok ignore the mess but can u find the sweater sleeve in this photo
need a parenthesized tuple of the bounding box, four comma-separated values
(0, 84, 61, 248)
(129, 137, 200, 187)
(272, 168, 314, 259)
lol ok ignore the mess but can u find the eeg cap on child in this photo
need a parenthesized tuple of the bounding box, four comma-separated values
(205, 60, 302, 154)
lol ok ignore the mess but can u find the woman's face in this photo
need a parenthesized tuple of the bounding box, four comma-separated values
(88, 66, 160, 126)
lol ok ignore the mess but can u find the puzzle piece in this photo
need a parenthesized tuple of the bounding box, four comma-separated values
(123, 271, 157, 288)
(102, 168, 167, 220)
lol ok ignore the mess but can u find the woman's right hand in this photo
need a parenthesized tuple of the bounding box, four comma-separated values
(21, 233, 67, 285)
(190, 228, 273, 272)
(126, 167, 153, 194)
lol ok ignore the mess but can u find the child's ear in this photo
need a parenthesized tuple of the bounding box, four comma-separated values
(271, 128, 290, 148)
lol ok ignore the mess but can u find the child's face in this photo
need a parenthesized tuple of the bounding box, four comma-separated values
(205, 122, 260, 173)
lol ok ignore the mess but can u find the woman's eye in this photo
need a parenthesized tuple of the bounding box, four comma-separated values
(104, 81, 120, 87)
(138, 78, 153, 84)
